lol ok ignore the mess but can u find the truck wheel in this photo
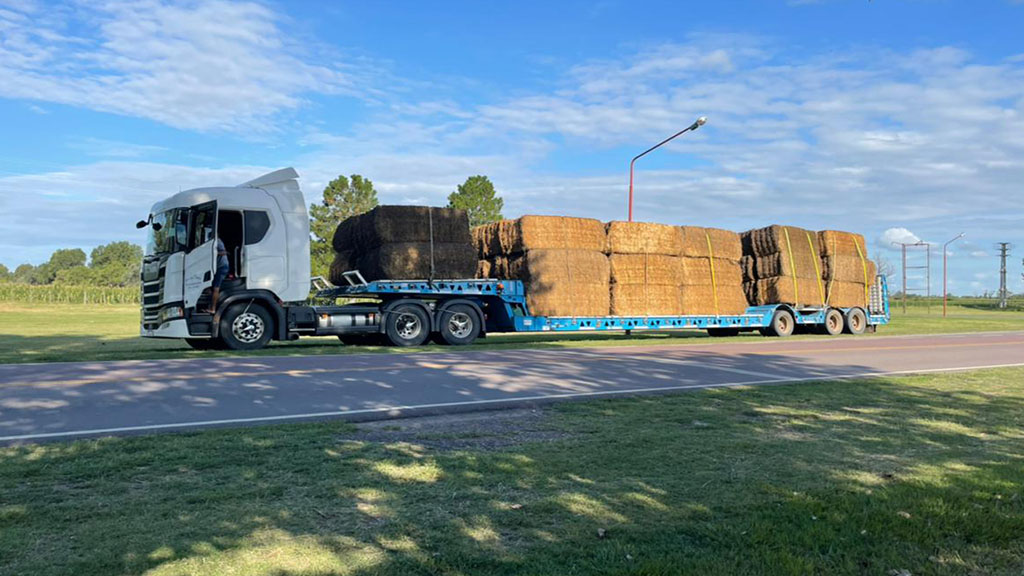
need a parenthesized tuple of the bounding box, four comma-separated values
(707, 328, 740, 337)
(766, 309, 795, 337)
(438, 304, 481, 345)
(220, 303, 273, 350)
(186, 338, 222, 350)
(384, 304, 430, 347)
(821, 309, 844, 336)
(844, 308, 867, 335)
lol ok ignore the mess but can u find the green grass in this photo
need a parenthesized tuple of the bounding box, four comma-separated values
(1, 302, 1023, 364)
(2, 367, 1023, 575)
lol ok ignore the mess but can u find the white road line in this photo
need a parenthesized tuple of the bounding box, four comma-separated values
(3, 361, 1023, 443)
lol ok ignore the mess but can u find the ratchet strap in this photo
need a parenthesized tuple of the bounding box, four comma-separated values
(806, 231, 825, 305)
(704, 230, 720, 316)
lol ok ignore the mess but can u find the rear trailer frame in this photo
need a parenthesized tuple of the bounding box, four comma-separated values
(314, 275, 889, 341)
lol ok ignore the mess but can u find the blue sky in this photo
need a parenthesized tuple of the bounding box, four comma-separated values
(1, 0, 1022, 294)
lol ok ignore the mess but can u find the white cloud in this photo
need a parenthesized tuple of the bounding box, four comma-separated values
(0, 0, 361, 132)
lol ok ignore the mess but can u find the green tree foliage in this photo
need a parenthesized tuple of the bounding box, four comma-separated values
(447, 175, 504, 228)
(50, 248, 87, 271)
(13, 264, 35, 283)
(55, 266, 96, 285)
(90, 242, 143, 286)
(309, 174, 379, 279)
(0, 264, 10, 283)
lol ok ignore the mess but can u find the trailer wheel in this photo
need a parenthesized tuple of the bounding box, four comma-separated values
(437, 304, 481, 345)
(186, 337, 222, 350)
(707, 328, 740, 337)
(220, 302, 273, 350)
(384, 304, 430, 347)
(766, 309, 795, 337)
(844, 308, 867, 335)
(821, 308, 844, 336)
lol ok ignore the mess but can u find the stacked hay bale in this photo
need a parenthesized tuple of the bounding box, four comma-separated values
(678, 226, 748, 315)
(472, 216, 609, 316)
(329, 206, 477, 284)
(742, 225, 827, 307)
(819, 230, 877, 308)
(606, 221, 685, 316)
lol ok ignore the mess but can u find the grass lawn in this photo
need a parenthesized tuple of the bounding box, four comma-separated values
(2, 367, 1023, 575)
(0, 302, 1022, 364)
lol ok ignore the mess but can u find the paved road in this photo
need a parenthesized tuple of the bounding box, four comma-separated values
(1, 331, 1023, 443)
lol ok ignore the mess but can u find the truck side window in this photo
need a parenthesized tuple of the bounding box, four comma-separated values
(244, 211, 271, 245)
(191, 207, 216, 249)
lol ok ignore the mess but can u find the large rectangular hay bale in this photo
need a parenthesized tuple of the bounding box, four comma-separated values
(826, 281, 872, 308)
(679, 257, 744, 287)
(352, 242, 477, 281)
(529, 284, 610, 317)
(610, 284, 683, 316)
(680, 285, 748, 315)
(746, 225, 820, 259)
(499, 216, 607, 254)
(679, 226, 743, 261)
(746, 277, 827, 306)
(471, 222, 503, 259)
(818, 230, 867, 257)
(605, 221, 682, 255)
(476, 259, 492, 278)
(352, 206, 472, 250)
(740, 255, 756, 282)
(503, 249, 610, 316)
(752, 252, 823, 280)
(609, 254, 682, 286)
(328, 251, 355, 285)
(823, 256, 877, 284)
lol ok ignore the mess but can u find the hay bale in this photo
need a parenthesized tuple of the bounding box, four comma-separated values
(746, 277, 826, 306)
(740, 255, 756, 282)
(610, 284, 683, 316)
(327, 252, 354, 286)
(331, 216, 360, 253)
(499, 216, 606, 254)
(746, 225, 820, 259)
(472, 222, 503, 259)
(605, 221, 682, 255)
(679, 227, 743, 261)
(352, 242, 477, 281)
(751, 252, 823, 280)
(818, 230, 867, 257)
(476, 259, 492, 278)
(609, 254, 682, 286)
(679, 257, 743, 287)
(823, 256, 877, 284)
(680, 285, 748, 315)
(502, 249, 610, 316)
(352, 206, 472, 250)
(826, 281, 872, 308)
(529, 284, 610, 317)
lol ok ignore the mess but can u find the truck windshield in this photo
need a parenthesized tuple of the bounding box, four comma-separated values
(146, 209, 182, 255)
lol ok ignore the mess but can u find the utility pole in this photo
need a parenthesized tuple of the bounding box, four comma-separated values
(996, 243, 1011, 309)
(892, 241, 931, 314)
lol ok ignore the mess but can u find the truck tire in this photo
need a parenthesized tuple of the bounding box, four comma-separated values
(765, 309, 795, 337)
(384, 304, 430, 347)
(220, 302, 274, 350)
(186, 337, 222, 350)
(437, 304, 481, 345)
(820, 308, 844, 336)
(707, 328, 740, 337)
(843, 308, 867, 335)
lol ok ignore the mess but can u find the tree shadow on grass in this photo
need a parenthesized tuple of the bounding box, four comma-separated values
(1, 368, 1023, 575)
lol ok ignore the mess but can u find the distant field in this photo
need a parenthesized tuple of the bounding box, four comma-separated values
(2, 367, 1023, 575)
(0, 302, 1021, 365)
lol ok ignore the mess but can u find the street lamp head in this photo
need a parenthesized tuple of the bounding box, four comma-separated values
(696, 116, 707, 126)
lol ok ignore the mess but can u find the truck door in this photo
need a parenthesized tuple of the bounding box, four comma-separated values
(183, 201, 217, 309)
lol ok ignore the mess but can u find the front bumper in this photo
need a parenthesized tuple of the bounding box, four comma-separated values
(140, 319, 190, 339)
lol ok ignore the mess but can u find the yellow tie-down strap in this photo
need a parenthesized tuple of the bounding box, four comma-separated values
(806, 231, 825, 305)
(704, 231, 720, 316)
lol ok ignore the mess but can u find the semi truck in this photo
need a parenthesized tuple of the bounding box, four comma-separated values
(138, 168, 890, 351)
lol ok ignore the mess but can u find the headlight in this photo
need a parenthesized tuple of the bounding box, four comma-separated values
(160, 306, 184, 322)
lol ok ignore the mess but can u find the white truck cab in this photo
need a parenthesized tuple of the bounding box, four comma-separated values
(139, 168, 315, 349)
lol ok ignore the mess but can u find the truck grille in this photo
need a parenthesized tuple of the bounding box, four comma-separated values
(141, 258, 165, 330)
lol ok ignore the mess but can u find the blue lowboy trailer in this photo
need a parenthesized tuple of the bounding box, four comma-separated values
(313, 273, 890, 347)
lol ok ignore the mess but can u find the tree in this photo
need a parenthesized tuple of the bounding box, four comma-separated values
(49, 248, 87, 272)
(90, 242, 143, 286)
(309, 174, 379, 279)
(447, 175, 504, 228)
(13, 264, 34, 283)
(0, 264, 10, 283)
(874, 255, 895, 283)
(55, 266, 96, 285)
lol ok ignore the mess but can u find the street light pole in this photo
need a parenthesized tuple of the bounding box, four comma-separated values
(943, 232, 965, 318)
(628, 116, 706, 222)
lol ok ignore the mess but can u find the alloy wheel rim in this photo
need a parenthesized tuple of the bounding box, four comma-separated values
(447, 312, 473, 339)
(396, 312, 422, 340)
(232, 312, 264, 343)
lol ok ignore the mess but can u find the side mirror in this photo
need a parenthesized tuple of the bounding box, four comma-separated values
(136, 220, 149, 229)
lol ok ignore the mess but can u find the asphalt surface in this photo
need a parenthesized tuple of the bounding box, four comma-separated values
(1, 331, 1023, 443)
